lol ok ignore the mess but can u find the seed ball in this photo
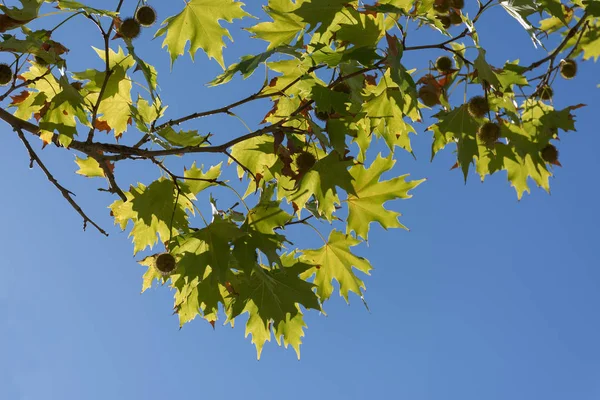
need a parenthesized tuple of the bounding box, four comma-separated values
(435, 56, 453, 73)
(119, 17, 141, 40)
(449, 9, 462, 25)
(541, 144, 559, 164)
(451, 0, 465, 10)
(315, 110, 329, 122)
(560, 59, 577, 80)
(538, 85, 553, 101)
(477, 121, 501, 145)
(332, 81, 351, 94)
(434, 0, 452, 13)
(0, 63, 13, 86)
(135, 5, 157, 27)
(437, 15, 451, 29)
(467, 95, 490, 118)
(155, 253, 176, 276)
(296, 151, 317, 172)
(418, 84, 440, 107)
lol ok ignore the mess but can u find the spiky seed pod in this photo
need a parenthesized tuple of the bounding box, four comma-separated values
(296, 151, 317, 172)
(449, 9, 462, 25)
(418, 84, 440, 107)
(538, 85, 553, 101)
(315, 110, 329, 122)
(437, 15, 451, 29)
(135, 5, 157, 27)
(332, 81, 351, 94)
(155, 253, 176, 276)
(435, 56, 453, 73)
(451, 0, 465, 10)
(560, 59, 577, 80)
(541, 144, 559, 164)
(477, 122, 501, 145)
(119, 17, 141, 39)
(0, 63, 13, 86)
(433, 0, 452, 13)
(467, 95, 490, 118)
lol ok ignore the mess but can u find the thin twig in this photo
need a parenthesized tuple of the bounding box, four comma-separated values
(15, 127, 109, 236)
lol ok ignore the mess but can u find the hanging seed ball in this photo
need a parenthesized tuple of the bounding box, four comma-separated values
(315, 110, 329, 122)
(477, 121, 501, 145)
(135, 5, 157, 27)
(296, 151, 317, 172)
(538, 85, 553, 100)
(451, 0, 465, 10)
(119, 17, 141, 39)
(155, 253, 176, 276)
(435, 56, 453, 73)
(0, 63, 13, 86)
(541, 144, 559, 164)
(434, 0, 452, 13)
(467, 95, 490, 118)
(560, 59, 577, 80)
(332, 81, 351, 94)
(449, 9, 463, 25)
(418, 84, 440, 107)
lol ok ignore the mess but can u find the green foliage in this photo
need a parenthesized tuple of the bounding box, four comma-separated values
(1, 0, 597, 358)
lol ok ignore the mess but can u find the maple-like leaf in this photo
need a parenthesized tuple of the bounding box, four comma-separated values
(182, 162, 222, 196)
(155, 0, 252, 68)
(290, 151, 355, 220)
(38, 76, 89, 147)
(429, 105, 480, 180)
(293, 0, 355, 32)
(247, 0, 306, 50)
(230, 260, 320, 358)
(346, 154, 424, 240)
(75, 156, 105, 178)
(0, 0, 42, 22)
(73, 47, 134, 137)
(110, 179, 194, 254)
(300, 230, 372, 302)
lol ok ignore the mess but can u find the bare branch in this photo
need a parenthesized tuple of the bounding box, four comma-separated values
(15, 127, 109, 236)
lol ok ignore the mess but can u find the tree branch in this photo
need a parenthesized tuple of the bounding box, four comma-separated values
(15, 127, 109, 236)
(524, 12, 589, 72)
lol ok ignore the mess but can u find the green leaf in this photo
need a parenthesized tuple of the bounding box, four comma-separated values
(157, 127, 210, 147)
(138, 254, 167, 293)
(110, 179, 193, 254)
(183, 162, 222, 195)
(429, 105, 479, 180)
(290, 151, 355, 219)
(55, 1, 119, 16)
(73, 47, 134, 137)
(0, 0, 43, 21)
(474, 47, 502, 89)
(75, 156, 105, 178)
(246, 0, 306, 50)
(300, 230, 372, 301)
(39, 76, 89, 147)
(155, 0, 252, 68)
(292, 0, 355, 32)
(210, 45, 301, 86)
(346, 154, 424, 240)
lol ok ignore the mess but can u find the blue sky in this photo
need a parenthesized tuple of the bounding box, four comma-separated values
(1, 1, 599, 399)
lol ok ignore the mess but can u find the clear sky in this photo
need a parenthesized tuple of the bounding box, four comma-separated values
(1, 1, 599, 399)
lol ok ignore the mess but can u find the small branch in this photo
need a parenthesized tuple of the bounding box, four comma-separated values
(15, 128, 109, 236)
(223, 150, 257, 184)
(524, 12, 589, 72)
(91, 153, 127, 201)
